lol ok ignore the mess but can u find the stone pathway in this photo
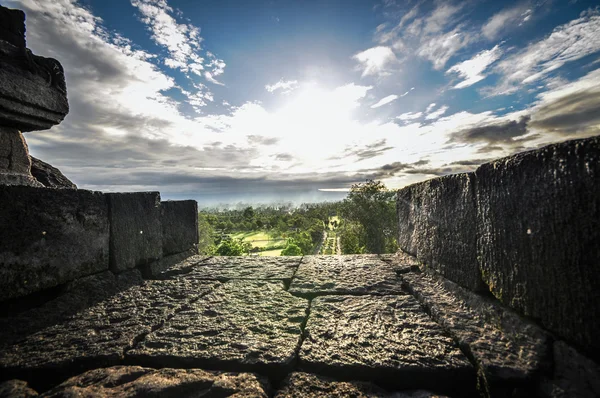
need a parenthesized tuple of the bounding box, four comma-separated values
(0, 255, 556, 397)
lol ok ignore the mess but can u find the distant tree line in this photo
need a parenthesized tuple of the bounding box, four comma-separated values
(197, 180, 398, 256)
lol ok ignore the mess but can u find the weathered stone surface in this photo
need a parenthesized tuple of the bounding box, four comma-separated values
(379, 251, 421, 273)
(396, 173, 485, 292)
(0, 279, 219, 389)
(0, 186, 109, 301)
(127, 281, 307, 379)
(161, 200, 198, 256)
(0, 379, 37, 397)
(158, 256, 300, 283)
(0, 270, 143, 347)
(141, 250, 204, 278)
(30, 157, 76, 189)
(475, 136, 600, 356)
(0, 6, 69, 132)
(0, 7, 26, 48)
(40, 366, 269, 398)
(288, 255, 403, 297)
(0, 127, 42, 187)
(107, 192, 162, 273)
(539, 341, 600, 398)
(299, 295, 474, 394)
(275, 372, 447, 398)
(401, 271, 550, 396)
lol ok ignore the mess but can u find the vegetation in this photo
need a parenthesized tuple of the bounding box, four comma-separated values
(198, 180, 398, 256)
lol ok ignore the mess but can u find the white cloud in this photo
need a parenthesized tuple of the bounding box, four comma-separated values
(353, 46, 397, 77)
(425, 103, 437, 113)
(396, 111, 422, 120)
(447, 45, 503, 89)
(371, 94, 399, 108)
(265, 79, 299, 94)
(130, 0, 226, 84)
(486, 10, 600, 96)
(425, 105, 449, 120)
(482, 3, 532, 40)
(422, 3, 465, 34)
(417, 27, 474, 70)
(400, 87, 415, 97)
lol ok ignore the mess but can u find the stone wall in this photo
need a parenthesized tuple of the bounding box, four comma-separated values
(396, 135, 600, 358)
(0, 187, 199, 302)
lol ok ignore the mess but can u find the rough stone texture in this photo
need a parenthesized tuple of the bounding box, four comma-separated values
(475, 136, 600, 356)
(275, 372, 447, 398)
(30, 157, 76, 189)
(40, 366, 269, 398)
(158, 256, 300, 283)
(0, 186, 109, 301)
(400, 270, 550, 396)
(0, 379, 38, 397)
(378, 251, 421, 273)
(161, 200, 198, 256)
(0, 127, 42, 187)
(0, 279, 219, 390)
(107, 192, 162, 273)
(140, 250, 203, 278)
(0, 6, 69, 132)
(539, 341, 600, 398)
(299, 294, 474, 394)
(289, 255, 403, 297)
(127, 281, 307, 379)
(396, 173, 485, 292)
(0, 7, 26, 48)
(0, 269, 143, 347)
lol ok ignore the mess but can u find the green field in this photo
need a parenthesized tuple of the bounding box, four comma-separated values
(230, 231, 286, 255)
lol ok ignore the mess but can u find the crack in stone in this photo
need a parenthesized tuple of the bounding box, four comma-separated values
(284, 256, 304, 291)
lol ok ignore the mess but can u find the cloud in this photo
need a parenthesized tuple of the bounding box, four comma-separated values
(485, 10, 600, 95)
(449, 116, 533, 154)
(446, 45, 503, 88)
(396, 111, 422, 121)
(130, 0, 226, 84)
(353, 46, 398, 77)
(417, 26, 474, 70)
(400, 87, 415, 97)
(425, 103, 437, 113)
(371, 94, 399, 108)
(422, 2, 465, 34)
(265, 79, 299, 94)
(425, 105, 449, 120)
(529, 68, 600, 135)
(482, 3, 533, 40)
(341, 139, 394, 161)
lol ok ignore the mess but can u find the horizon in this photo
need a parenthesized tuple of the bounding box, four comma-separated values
(6, 0, 600, 206)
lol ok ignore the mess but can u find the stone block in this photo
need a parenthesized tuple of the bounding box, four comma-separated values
(0, 6, 69, 132)
(0, 127, 41, 187)
(158, 256, 300, 283)
(396, 173, 485, 292)
(30, 156, 77, 189)
(288, 255, 403, 297)
(127, 281, 308, 379)
(41, 366, 269, 398)
(299, 294, 474, 394)
(161, 200, 198, 255)
(275, 372, 443, 398)
(107, 192, 162, 273)
(0, 186, 109, 301)
(475, 136, 600, 356)
(0, 279, 219, 390)
(0, 379, 37, 398)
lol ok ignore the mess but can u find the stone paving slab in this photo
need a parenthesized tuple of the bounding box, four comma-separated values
(299, 295, 475, 394)
(127, 280, 308, 379)
(275, 372, 448, 397)
(288, 255, 404, 297)
(39, 366, 269, 397)
(158, 256, 301, 283)
(0, 279, 219, 390)
(378, 252, 421, 273)
(400, 271, 550, 396)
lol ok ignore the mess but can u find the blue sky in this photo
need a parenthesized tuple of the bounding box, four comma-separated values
(6, 0, 600, 205)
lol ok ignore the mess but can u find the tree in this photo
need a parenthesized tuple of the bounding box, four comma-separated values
(281, 243, 302, 256)
(216, 238, 246, 256)
(198, 213, 216, 255)
(340, 180, 397, 254)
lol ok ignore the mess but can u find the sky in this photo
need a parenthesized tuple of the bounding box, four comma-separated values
(5, 0, 600, 206)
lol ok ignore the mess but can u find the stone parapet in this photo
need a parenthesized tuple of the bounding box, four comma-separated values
(161, 200, 198, 256)
(396, 135, 600, 358)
